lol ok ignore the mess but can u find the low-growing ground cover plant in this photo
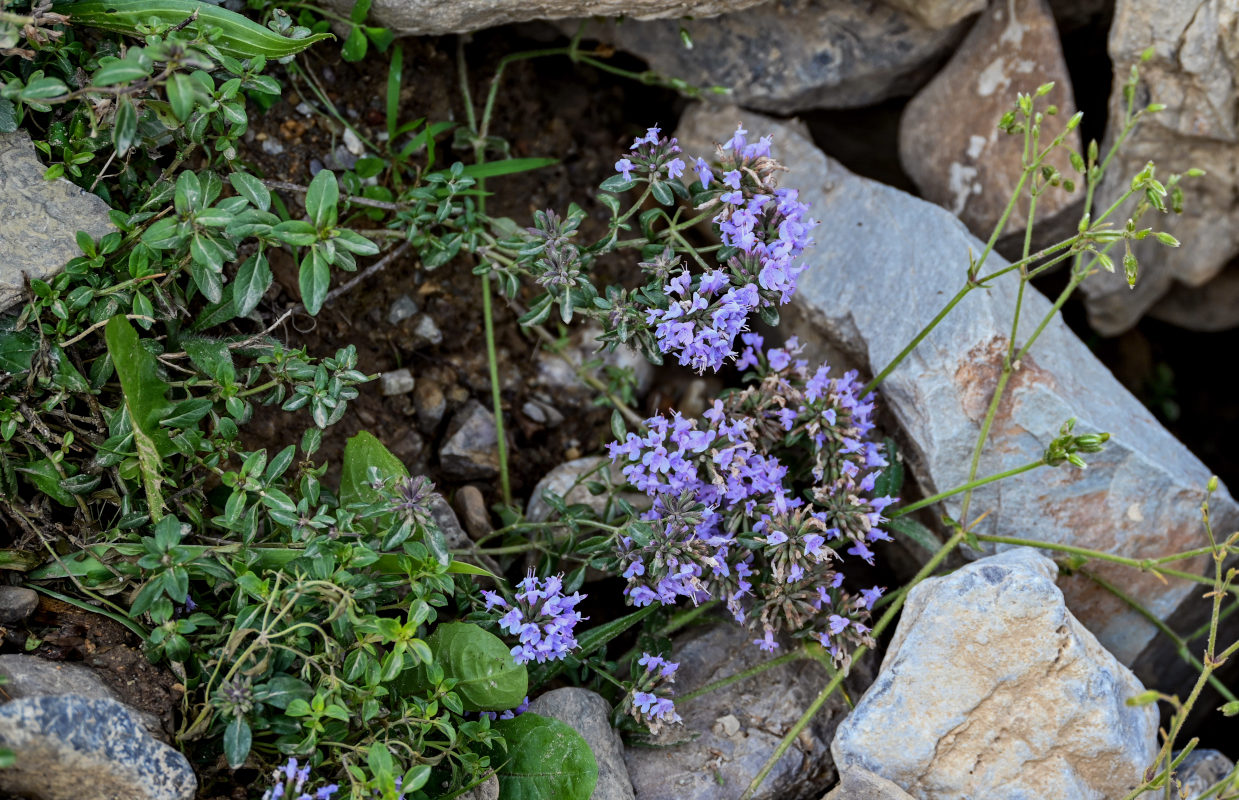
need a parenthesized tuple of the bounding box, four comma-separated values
(1, 1, 1237, 798)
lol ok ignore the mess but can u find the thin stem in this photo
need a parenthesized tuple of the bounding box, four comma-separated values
(861, 283, 971, 397)
(480, 271, 511, 507)
(890, 459, 1044, 518)
(973, 534, 1217, 587)
(740, 527, 966, 800)
(678, 647, 807, 703)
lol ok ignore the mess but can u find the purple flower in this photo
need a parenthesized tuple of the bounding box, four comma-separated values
(615, 158, 635, 182)
(754, 629, 779, 652)
(666, 158, 686, 180)
(695, 157, 714, 188)
(262, 758, 337, 800)
(491, 571, 586, 664)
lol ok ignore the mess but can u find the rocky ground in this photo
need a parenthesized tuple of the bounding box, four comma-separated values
(3, 0, 1239, 799)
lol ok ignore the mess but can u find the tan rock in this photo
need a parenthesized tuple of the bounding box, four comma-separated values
(832, 549, 1158, 800)
(899, 0, 1081, 240)
(1082, 0, 1239, 334)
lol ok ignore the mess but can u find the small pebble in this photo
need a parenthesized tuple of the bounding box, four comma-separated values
(261, 138, 285, 156)
(295, 101, 314, 117)
(414, 380, 447, 432)
(308, 158, 324, 176)
(522, 401, 547, 424)
(343, 127, 365, 157)
(413, 314, 443, 347)
(0, 586, 38, 625)
(381, 368, 415, 396)
(454, 486, 492, 539)
(388, 294, 419, 325)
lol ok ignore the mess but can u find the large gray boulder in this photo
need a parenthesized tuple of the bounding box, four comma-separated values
(0, 695, 196, 800)
(0, 654, 165, 739)
(623, 623, 869, 800)
(564, 0, 971, 113)
(832, 549, 1158, 800)
(676, 104, 1239, 695)
(1081, 0, 1239, 334)
(0, 131, 114, 312)
(324, 0, 768, 36)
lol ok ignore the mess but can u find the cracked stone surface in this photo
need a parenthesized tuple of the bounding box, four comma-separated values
(832, 548, 1158, 800)
(0, 131, 114, 312)
(675, 104, 1239, 699)
(322, 0, 768, 36)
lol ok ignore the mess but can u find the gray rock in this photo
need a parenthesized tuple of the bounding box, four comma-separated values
(0, 654, 165, 740)
(412, 314, 443, 347)
(526, 457, 646, 523)
(0, 695, 196, 800)
(623, 623, 866, 800)
(1148, 259, 1239, 331)
(0, 586, 38, 624)
(440, 400, 499, 481)
(260, 137, 285, 156)
(381, 367, 416, 396)
(414, 378, 447, 432)
(676, 104, 1239, 694)
(822, 768, 917, 800)
(323, 0, 767, 36)
(387, 293, 419, 325)
(565, 0, 968, 113)
(832, 549, 1158, 800)
(454, 485, 492, 539)
(0, 131, 114, 312)
(1081, 0, 1239, 334)
(533, 325, 653, 399)
(1172, 749, 1235, 799)
(881, 0, 984, 29)
(429, 493, 503, 579)
(458, 773, 500, 800)
(898, 0, 1080, 238)
(521, 400, 549, 425)
(528, 688, 634, 800)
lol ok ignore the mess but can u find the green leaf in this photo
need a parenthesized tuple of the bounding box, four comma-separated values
(223, 716, 251, 769)
(54, 0, 334, 59)
(92, 58, 152, 85)
(445, 560, 498, 579)
(871, 437, 902, 498)
(167, 73, 195, 122)
(233, 252, 272, 317)
(409, 623, 527, 711)
(492, 714, 597, 800)
(886, 516, 943, 555)
(228, 172, 271, 211)
(182, 336, 236, 384)
(599, 174, 637, 193)
(305, 168, 339, 230)
(17, 459, 77, 507)
(339, 430, 407, 507)
(271, 220, 318, 246)
(160, 397, 214, 429)
(458, 157, 557, 180)
(385, 44, 402, 140)
(257, 675, 312, 710)
(0, 327, 38, 374)
(342, 25, 367, 61)
(112, 96, 138, 155)
(105, 316, 172, 520)
(20, 77, 68, 101)
(299, 248, 331, 315)
(332, 229, 379, 255)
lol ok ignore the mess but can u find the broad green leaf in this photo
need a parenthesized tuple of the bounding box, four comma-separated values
(492, 714, 597, 800)
(408, 623, 527, 711)
(305, 168, 339, 230)
(182, 335, 236, 384)
(223, 716, 251, 769)
(339, 430, 407, 507)
(54, 0, 333, 59)
(167, 72, 195, 122)
(229, 172, 271, 212)
(257, 676, 312, 710)
(0, 327, 38, 374)
(298, 248, 330, 315)
(271, 220, 318, 246)
(446, 560, 498, 578)
(20, 77, 68, 101)
(232, 252, 271, 317)
(105, 316, 172, 520)
(16, 459, 77, 507)
(342, 25, 367, 61)
(112, 96, 138, 155)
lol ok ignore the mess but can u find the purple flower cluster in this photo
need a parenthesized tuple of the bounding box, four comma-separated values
(480, 695, 530, 722)
(626, 652, 682, 734)
(607, 337, 893, 664)
(614, 124, 818, 373)
(261, 758, 338, 800)
(482, 571, 586, 664)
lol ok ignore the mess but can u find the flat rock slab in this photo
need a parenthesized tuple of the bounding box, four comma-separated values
(563, 0, 969, 113)
(623, 623, 868, 800)
(325, 0, 767, 36)
(832, 548, 1158, 800)
(676, 104, 1239, 695)
(0, 131, 114, 312)
(0, 695, 195, 800)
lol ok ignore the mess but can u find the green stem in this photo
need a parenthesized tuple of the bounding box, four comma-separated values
(739, 528, 966, 800)
(678, 647, 808, 703)
(658, 599, 720, 637)
(480, 272, 511, 507)
(973, 534, 1217, 587)
(890, 459, 1045, 518)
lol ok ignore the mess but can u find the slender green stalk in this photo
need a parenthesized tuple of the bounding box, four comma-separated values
(678, 648, 808, 702)
(973, 534, 1217, 587)
(890, 459, 1044, 518)
(739, 528, 966, 800)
